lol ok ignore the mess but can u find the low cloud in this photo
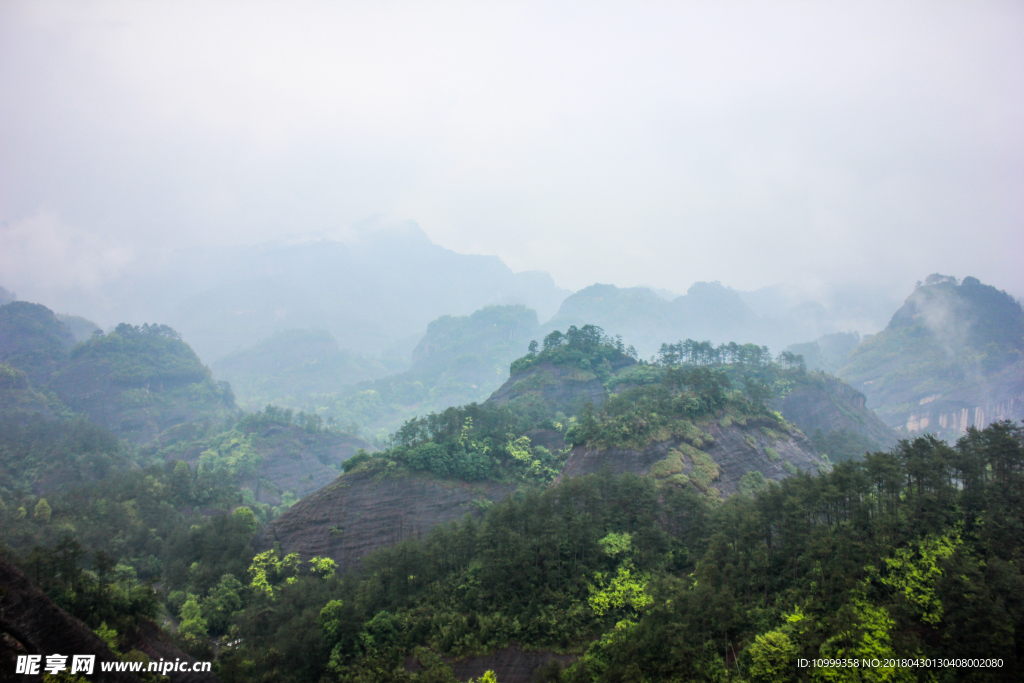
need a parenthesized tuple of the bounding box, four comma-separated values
(0, 211, 134, 298)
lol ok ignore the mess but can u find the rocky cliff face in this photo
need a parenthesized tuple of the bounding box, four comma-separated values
(838, 275, 1024, 441)
(0, 555, 217, 683)
(161, 424, 373, 506)
(777, 374, 897, 449)
(486, 359, 634, 415)
(560, 417, 823, 497)
(700, 420, 821, 493)
(256, 469, 516, 571)
(901, 389, 1024, 440)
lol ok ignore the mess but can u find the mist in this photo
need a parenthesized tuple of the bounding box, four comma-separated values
(2, 0, 1022, 333)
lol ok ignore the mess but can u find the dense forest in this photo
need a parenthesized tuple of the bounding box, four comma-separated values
(215, 421, 1023, 682)
(1, 292, 1022, 682)
(9, 423, 1017, 681)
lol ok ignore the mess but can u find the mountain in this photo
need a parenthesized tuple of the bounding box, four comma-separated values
(546, 281, 865, 359)
(785, 331, 862, 375)
(254, 305, 542, 439)
(146, 410, 373, 509)
(0, 301, 76, 386)
(210, 329, 394, 411)
(48, 323, 237, 443)
(256, 327, 832, 571)
(838, 274, 1024, 440)
(775, 372, 898, 459)
(29, 223, 569, 364)
(0, 301, 239, 444)
(56, 313, 103, 342)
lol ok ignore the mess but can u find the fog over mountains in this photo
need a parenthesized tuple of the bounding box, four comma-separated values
(5, 221, 907, 371)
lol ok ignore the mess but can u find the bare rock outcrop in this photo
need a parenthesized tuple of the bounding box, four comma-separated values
(559, 418, 823, 497)
(702, 420, 820, 493)
(0, 555, 218, 683)
(777, 375, 897, 448)
(486, 358, 634, 415)
(256, 470, 517, 571)
(1, 554, 141, 683)
(557, 436, 681, 482)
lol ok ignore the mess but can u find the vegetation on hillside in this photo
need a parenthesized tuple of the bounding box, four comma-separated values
(3, 300, 1021, 681)
(0, 301, 76, 385)
(341, 399, 565, 484)
(229, 305, 543, 444)
(839, 274, 1024, 435)
(215, 421, 1021, 682)
(510, 323, 637, 378)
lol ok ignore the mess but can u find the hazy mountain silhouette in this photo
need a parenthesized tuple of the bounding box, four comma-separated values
(33, 222, 569, 365)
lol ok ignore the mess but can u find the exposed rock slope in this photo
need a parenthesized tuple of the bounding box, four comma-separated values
(257, 470, 516, 570)
(559, 416, 822, 497)
(777, 374, 897, 453)
(838, 274, 1024, 441)
(151, 422, 373, 506)
(486, 355, 635, 415)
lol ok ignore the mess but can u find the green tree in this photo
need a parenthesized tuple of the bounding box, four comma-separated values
(747, 630, 797, 683)
(33, 497, 51, 522)
(179, 594, 209, 644)
(202, 574, 244, 635)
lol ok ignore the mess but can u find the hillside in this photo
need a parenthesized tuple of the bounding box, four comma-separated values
(148, 406, 373, 509)
(776, 372, 898, 458)
(274, 305, 543, 440)
(49, 323, 237, 443)
(0, 301, 76, 386)
(258, 327, 841, 571)
(4, 311, 1021, 682)
(547, 281, 862, 358)
(210, 328, 393, 411)
(0, 302, 240, 444)
(839, 274, 1024, 440)
(0, 554, 217, 683)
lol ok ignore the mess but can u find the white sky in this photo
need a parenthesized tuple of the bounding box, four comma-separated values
(1, 0, 1022, 300)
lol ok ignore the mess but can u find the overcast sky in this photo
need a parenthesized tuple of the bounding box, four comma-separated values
(1, 0, 1022, 303)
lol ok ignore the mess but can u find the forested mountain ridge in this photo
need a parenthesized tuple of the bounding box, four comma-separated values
(0, 301, 372, 508)
(0, 301, 77, 387)
(838, 274, 1024, 440)
(231, 423, 1024, 683)
(234, 305, 543, 441)
(258, 326, 841, 573)
(49, 322, 237, 443)
(547, 282, 864, 359)
(31, 224, 569, 363)
(0, 301, 237, 443)
(2, 300, 1022, 682)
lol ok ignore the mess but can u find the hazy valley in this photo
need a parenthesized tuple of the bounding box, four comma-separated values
(1, 242, 1022, 683)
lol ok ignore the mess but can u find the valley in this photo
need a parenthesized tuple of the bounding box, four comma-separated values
(0, 270, 1021, 682)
